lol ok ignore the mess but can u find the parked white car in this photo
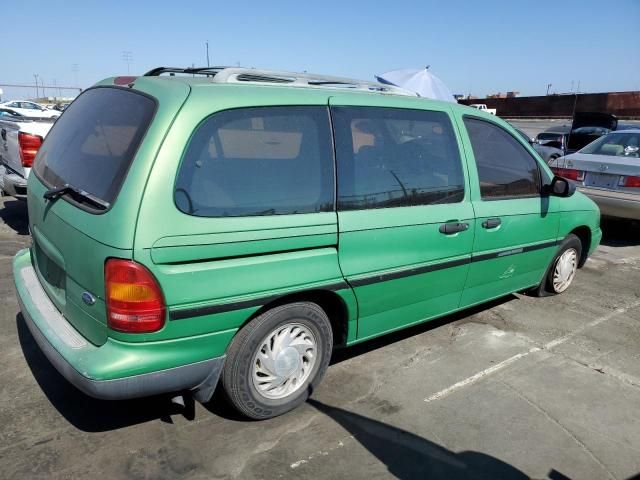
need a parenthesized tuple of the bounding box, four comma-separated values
(469, 104, 497, 115)
(549, 129, 640, 220)
(0, 100, 60, 118)
(0, 113, 55, 199)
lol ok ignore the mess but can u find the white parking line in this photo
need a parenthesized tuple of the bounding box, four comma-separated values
(424, 302, 640, 403)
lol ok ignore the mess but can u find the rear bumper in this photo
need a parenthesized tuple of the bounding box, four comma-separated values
(578, 187, 640, 221)
(13, 249, 225, 401)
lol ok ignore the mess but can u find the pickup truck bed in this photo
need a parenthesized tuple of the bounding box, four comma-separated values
(0, 116, 54, 200)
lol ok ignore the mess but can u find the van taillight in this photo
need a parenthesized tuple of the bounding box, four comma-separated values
(105, 259, 165, 333)
(18, 132, 43, 168)
(551, 167, 584, 182)
(619, 176, 640, 188)
(114, 76, 137, 85)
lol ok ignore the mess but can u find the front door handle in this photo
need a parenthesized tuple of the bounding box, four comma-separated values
(482, 218, 501, 229)
(439, 222, 469, 235)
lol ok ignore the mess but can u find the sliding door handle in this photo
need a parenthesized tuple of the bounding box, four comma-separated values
(482, 218, 501, 229)
(439, 222, 469, 235)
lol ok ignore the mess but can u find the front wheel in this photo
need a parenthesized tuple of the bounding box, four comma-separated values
(530, 234, 582, 296)
(222, 302, 333, 419)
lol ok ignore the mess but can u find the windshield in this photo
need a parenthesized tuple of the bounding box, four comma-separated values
(33, 87, 155, 208)
(580, 132, 640, 157)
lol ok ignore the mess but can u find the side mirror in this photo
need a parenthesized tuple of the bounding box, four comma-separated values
(545, 176, 576, 197)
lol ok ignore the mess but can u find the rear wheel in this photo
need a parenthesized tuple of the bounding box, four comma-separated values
(529, 234, 582, 296)
(222, 302, 333, 419)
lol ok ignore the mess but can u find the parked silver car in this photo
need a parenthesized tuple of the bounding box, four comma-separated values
(549, 130, 640, 220)
(513, 127, 566, 164)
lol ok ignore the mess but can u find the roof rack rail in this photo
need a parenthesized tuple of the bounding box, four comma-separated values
(144, 66, 231, 77)
(143, 66, 418, 97)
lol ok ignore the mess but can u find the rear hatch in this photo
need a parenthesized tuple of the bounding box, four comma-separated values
(27, 81, 189, 345)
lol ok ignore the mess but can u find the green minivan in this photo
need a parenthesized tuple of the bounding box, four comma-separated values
(14, 67, 601, 419)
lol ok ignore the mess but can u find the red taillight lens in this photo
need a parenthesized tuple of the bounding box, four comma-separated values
(619, 175, 640, 188)
(18, 132, 43, 168)
(105, 259, 165, 333)
(551, 167, 584, 181)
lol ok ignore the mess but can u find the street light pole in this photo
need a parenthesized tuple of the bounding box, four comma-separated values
(206, 41, 210, 67)
(33, 74, 40, 99)
(122, 51, 133, 74)
(72, 64, 79, 88)
(546, 83, 552, 96)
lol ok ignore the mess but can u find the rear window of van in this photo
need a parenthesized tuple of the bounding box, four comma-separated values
(174, 106, 334, 217)
(33, 87, 156, 208)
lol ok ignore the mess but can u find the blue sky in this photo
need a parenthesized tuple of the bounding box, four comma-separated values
(2, 0, 639, 100)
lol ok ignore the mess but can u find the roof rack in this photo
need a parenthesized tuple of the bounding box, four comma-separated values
(143, 66, 418, 97)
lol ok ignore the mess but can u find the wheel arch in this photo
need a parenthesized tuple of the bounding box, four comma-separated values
(569, 226, 591, 267)
(240, 288, 352, 348)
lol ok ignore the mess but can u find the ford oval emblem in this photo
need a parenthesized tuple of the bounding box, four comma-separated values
(82, 292, 96, 306)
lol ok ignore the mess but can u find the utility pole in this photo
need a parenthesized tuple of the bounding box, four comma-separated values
(72, 64, 79, 87)
(122, 51, 133, 74)
(546, 83, 552, 96)
(33, 74, 40, 99)
(206, 41, 210, 67)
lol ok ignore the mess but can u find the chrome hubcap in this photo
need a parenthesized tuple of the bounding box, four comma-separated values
(252, 323, 317, 400)
(553, 248, 578, 293)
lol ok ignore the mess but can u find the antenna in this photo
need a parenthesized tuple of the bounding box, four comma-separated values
(565, 80, 581, 167)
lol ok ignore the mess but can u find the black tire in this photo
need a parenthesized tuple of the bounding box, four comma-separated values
(529, 234, 582, 297)
(222, 302, 333, 420)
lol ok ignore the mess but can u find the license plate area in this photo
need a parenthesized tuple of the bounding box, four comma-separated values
(33, 241, 66, 302)
(584, 172, 620, 189)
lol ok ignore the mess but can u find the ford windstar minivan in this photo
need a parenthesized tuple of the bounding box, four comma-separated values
(14, 67, 601, 419)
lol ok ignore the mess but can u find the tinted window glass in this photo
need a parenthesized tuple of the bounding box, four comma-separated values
(34, 87, 156, 206)
(332, 107, 465, 211)
(464, 117, 540, 199)
(174, 106, 334, 217)
(581, 132, 640, 157)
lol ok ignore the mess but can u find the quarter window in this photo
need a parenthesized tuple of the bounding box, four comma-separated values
(332, 107, 465, 211)
(464, 117, 541, 199)
(174, 107, 334, 217)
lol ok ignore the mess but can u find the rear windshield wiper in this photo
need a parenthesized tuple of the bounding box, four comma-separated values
(43, 184, 110, 210)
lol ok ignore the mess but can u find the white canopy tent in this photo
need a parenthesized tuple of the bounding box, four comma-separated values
(375, 68, 456, 103)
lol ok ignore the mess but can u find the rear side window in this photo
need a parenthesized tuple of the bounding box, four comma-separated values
(174, 106, 334, 217)
(464, 117, 541, 199)
(34, 87, 155, 207)
(332, 106, 465, 211)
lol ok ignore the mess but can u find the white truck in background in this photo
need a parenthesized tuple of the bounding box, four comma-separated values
(0, 112, 54, 200)
(469, 104, 497, 115)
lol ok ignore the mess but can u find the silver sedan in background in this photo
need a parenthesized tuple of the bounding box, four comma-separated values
(549, 130, 640, 220)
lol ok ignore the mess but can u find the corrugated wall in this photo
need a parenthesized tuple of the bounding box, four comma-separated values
(459, 91, 640, 118)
